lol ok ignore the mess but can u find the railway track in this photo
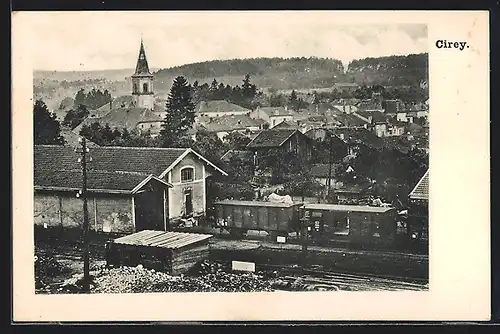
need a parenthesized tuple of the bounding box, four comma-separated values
(278, 272, 428, 291)
(260, 264, 428, 291)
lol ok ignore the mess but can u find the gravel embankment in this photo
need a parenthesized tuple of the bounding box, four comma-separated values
(54, 261, 278, 294)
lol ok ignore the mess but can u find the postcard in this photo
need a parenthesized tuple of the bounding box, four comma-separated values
(12, 10, 490, 322)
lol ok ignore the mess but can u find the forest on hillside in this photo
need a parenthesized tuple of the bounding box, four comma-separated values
(154, 57, 347, 91)
(346, 53, 428, 86)
(153, 54, 428, 91)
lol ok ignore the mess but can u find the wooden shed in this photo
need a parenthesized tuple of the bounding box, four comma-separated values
(106, 230, 213, 275)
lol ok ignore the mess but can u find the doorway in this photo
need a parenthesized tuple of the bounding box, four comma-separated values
(134, 188, 165, 231)
(184, 189, 193, 217)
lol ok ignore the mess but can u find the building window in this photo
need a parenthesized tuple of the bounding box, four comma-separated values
(180, 167, 195, 183)
(143, 83, 148, 93)
(133, 83, 139, 93)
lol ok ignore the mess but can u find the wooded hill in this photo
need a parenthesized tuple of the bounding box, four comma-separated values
(347, 53, 428, 86)
(153, 54, 428, 91)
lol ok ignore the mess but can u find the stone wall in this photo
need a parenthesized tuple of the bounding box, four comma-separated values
(34, 192, 134, 234)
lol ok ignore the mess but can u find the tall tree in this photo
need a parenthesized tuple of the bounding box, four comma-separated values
(74, 89, 86, 108)
(34, 99, 64, 145)
(193, 128, 227, 163)
(159, 76, 196, 147)
(289, 90, 298, 110)
(242, 74, 257, 99)
(210, 79, 219, 94)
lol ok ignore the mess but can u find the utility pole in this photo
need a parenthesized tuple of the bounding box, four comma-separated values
(300, 209, 310, 269)
(327, 134, 333, 200)
(76, 137, 91, 292)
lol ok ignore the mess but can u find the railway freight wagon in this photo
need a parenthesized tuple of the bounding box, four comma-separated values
(213, 200, 303, 238)
(302, 204, 399, 248)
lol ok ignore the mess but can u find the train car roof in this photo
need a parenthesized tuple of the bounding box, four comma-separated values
(214, 200, 301, 208)
(304, 203, 395, 213)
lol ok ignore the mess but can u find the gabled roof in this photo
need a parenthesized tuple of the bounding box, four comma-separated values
(34, 145, 228, 185)
(35, 169, 171, 194)
(133, 39, 152, 77)
(258, 107, 296, 117)
(333, 113, 369, 127)
(327, 128, 385, 150)
(305, 103, 341, 114)
(74, 107, 163, 133)
(272, 120, 298, 129)
(409, 169, 429, 201)
(196, 100, 250, 114)
(158, 148, 228, 177)
(246, 129, 307, 149)
(197, 115, 264, 132)
(93, 95, 135, 115)
(220, 149, 253, 162)
(355, 100, 383, 111)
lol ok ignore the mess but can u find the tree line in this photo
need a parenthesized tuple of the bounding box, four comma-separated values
(74, 88, 113, 110)
(156, 57, 345, 80)
(191, 74, 260, 109)
(310, 85, 428, 104)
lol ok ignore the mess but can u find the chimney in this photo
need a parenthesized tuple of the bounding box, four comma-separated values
(274, 109, 280, 115)
(339, 133, 345, 140)
(284, 106, 287, 111)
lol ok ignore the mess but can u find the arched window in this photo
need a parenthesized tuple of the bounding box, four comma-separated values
(143, 83, 148, 93)
(133, 83, 139, 93)
(180, 166, 195, 183)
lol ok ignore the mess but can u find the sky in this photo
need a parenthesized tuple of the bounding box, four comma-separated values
(21, 11, 428, 72)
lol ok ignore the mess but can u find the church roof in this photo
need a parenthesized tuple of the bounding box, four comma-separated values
(73, 107, 163, 133)
(133, 39, 152, 77)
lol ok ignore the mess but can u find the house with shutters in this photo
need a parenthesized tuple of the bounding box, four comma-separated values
(34, 145, 227, 234)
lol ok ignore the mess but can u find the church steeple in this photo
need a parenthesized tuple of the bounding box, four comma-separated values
(134, 38, 152, 76)
(131, 38, 154, 110)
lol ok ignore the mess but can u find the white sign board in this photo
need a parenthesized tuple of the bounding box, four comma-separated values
(276, 236, 286, 243)
(232, 261, 255, 272)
